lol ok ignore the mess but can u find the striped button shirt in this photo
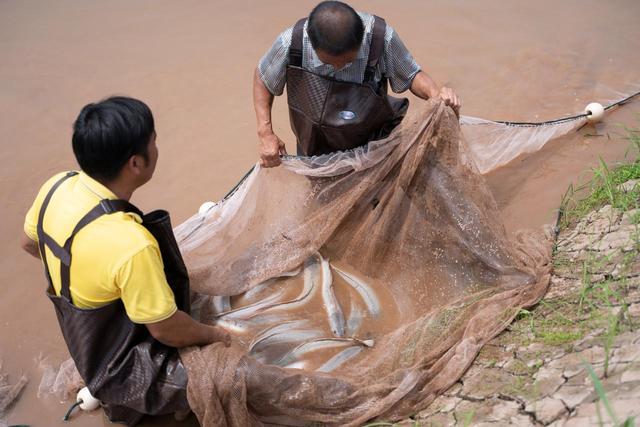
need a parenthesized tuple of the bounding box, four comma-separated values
(258, 12, 422, 96)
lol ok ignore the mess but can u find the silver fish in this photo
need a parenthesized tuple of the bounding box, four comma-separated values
(245, 313, 288, 327)
(276, 337, 374, 366)
(316, 346, 363, 373)
(332, 265, 381, 317)
(243, 266, 302, 300)
(242, 278, 276, 302)
(213, 317, 247, 334)
(283, 361, 306, 370)
(246, 255, 319, 318)
(216, 286, 287, 320)
(189, 293, 207, 321)
(318, 252, 346, 337)
(212, 296, 231, 314)
(191, 294, 228, 321)
(248, 320, 310, 353)
(279, 266, 302, 277)
(244, 266, 301, 297)
(250, 330, 324, 362)
(346, 299, 365, 336)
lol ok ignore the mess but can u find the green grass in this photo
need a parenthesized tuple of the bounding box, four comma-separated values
(511, 299, 591, 347)
(559, 161, 639, 229)
(462, 125, 640, 427)
(509, 272, 637, 351)
(602, 312, 621, 379)
(584, 362, 637, 427)
(461, 410, 475, 427)
(539, 124, 640, 347)
(558, 125, 640, 230)
(495, 125, 640, 367)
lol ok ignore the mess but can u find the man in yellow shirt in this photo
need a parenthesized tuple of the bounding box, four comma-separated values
(22, 96, 229, 425)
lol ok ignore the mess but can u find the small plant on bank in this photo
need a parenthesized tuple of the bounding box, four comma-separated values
(558, 125, 640, 230)
(584, 362, 636, 427)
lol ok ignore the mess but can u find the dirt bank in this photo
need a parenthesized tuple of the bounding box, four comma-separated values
(403, 178, 640, 426)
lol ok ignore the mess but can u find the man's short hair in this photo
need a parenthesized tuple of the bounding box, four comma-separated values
(307, 1, 364, 56)
(72, 96, 154, 181)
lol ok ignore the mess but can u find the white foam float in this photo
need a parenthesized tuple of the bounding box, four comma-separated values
(585, 102, 605, 123)
(77, 386, 100, 411)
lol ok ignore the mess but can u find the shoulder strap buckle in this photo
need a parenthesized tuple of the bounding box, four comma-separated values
(100, 199, 117, 214)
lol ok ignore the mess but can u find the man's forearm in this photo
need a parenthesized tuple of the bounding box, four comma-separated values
(253, 68, 276, 137)
(410, 71, 440, 100)
(146, 310, 228, 348)
(253, 67, 287, 167)
(21, 233, 40, 259)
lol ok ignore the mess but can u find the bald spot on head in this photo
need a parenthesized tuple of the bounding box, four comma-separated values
(308, 1, 364, 56)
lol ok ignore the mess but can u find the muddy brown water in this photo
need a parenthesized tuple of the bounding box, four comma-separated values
(1, 0, 639, 425)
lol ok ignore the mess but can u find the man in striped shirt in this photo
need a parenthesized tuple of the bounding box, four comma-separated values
(254, 1, 461, 166)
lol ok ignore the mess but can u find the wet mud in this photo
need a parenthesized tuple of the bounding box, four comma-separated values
(1, 0, 639, 425)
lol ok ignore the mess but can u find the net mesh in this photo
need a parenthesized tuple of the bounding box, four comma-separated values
(0, 359, 28, 425)
(459, 87, 639, 173)
(460, 116, 581, 174)
(175, 99, 553, 426)
(37, 357, 84, 402)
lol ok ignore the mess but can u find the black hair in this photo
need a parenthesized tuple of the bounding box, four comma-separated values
(307, 1, 364, 56)
(72, 96, 154, 181)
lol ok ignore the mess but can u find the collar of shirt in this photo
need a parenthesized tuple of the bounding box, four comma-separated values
(309, 48, 368, 68)
(79, 171, 117, 199)
(78, 171, 143, 224)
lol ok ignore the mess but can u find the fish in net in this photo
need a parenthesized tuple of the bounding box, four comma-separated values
(174, 99, 553, 426)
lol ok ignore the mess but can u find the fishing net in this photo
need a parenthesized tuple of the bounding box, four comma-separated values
(0, 359, 28, 426)
(460, 88, 640, 173)
(460, 115, 581, 174)
(174, 99, 553, 426)
(37, 357, 84, 402)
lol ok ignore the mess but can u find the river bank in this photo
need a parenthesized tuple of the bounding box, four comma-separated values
(398, 134, 640, 426)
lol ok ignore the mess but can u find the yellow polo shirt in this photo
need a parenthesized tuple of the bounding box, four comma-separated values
(24, 171, 177, 324)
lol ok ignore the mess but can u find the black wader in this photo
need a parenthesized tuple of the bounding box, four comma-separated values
(36, 171, 190, 426)
(286, 16, 409, 157)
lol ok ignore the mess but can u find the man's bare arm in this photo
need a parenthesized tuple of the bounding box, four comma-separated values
(253, 68, 287, 168)
(410, 71, 461, 114)
(146, 310, 231, 348)
(21, 233, 40, 259)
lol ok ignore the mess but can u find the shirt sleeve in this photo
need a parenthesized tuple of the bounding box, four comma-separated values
(24, 200, 39, 241)
(116, 245, 178, 324)
(257, 27, 293, 96)
(380, 25, 422, 93)
(24, 172, 69, 241)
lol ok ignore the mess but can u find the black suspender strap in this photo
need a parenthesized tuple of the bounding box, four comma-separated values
(40, 233, 71, 266)
(58, 199, 143, 300)
(364, 15, 387, 84)
(36, 171, 79, 287)
(289, 18, 306, 68)
(58, 203, 108, 299)
(35, 172, 144, 302)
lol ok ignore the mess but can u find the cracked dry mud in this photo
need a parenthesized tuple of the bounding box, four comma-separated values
(397, 180, 640, 426)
